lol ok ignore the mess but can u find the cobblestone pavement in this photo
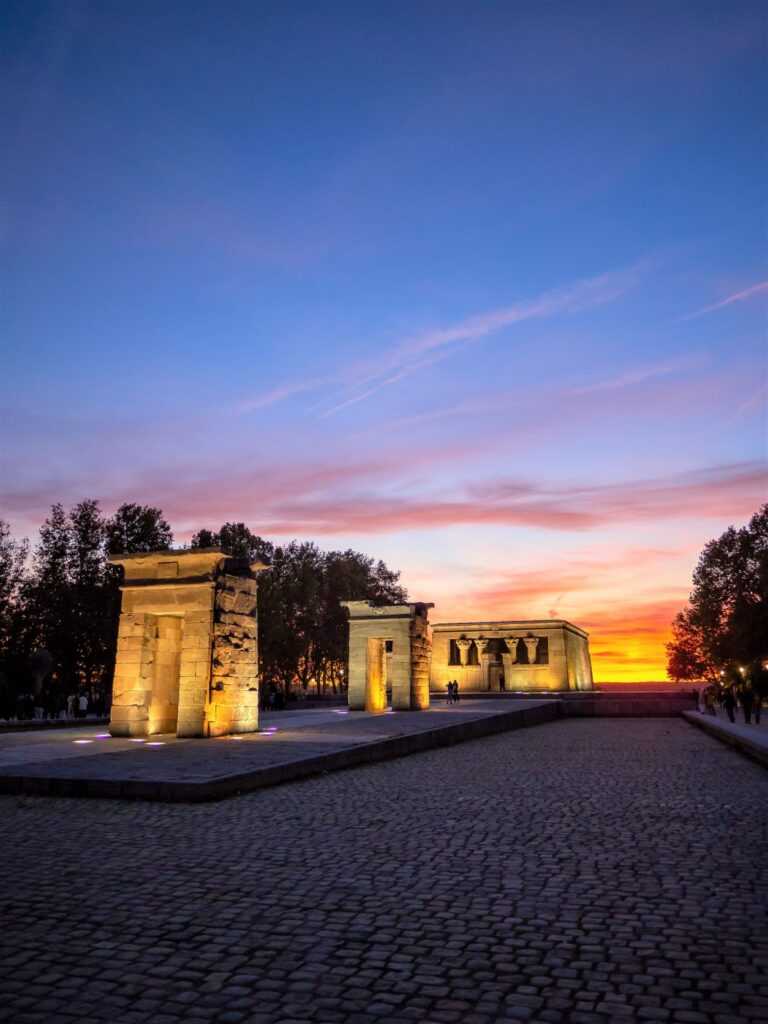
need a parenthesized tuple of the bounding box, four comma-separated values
(0, 718, 766, 1024)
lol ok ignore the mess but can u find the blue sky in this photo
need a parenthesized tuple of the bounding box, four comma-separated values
(1, 1, 766, 677)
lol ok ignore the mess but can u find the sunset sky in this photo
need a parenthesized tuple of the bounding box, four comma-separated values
(2, 2, 766, 681)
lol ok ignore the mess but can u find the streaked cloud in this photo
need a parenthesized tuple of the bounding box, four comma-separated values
(238, 263, 643, 416)
(681, 279, 768, 320)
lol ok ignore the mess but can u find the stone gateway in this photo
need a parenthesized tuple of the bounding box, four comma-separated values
(108, 548, 268, 738)
(342, 601, 434, 711)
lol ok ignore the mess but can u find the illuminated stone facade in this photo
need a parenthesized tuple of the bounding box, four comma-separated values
(108, 549, 268, 738)
(430, 619, 593, 693)
(343, 601, 434, 711)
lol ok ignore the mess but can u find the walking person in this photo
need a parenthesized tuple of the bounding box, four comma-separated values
(78, 692, 88, 720)
(453, 679, 460, 703)
(446, 681, 454, 704)
(721, 687, 737, 724)
(740, 686, 755, 725)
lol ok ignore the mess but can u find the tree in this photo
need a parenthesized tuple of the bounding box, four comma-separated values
(257, 543, 407, 698)
(667, 504, 768, 682)
(0, 519, 29, 716)
(0, 518, 28, 657)
(23, 503, 73, 690)
(191, 522, 272, 563)
(105, 503, 173, 555)
(190, 522, 408, 699)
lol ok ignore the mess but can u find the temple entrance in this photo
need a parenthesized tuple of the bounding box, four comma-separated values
(488, 663, 504, 692)
(148, 616, 183, 735)
(365, 637, 388, 713)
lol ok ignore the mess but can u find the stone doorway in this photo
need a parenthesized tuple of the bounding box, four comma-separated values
(148, 616, 183, 735)
(488, 663, 504, 692)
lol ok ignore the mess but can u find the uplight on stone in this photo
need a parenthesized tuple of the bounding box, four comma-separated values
(107, 548, 269, 740)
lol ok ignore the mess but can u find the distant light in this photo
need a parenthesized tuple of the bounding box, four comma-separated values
(129, 738, 146, 743)
(146, 741, 165, 747)
(73, 739, 93, 745)
(95, 733, 111, 739)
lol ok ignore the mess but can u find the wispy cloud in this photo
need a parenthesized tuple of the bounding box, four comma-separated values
(235, 379, 323, 414)
(564, 354, 706, 395)
(237, 263, 643, 416)
(681, 279, 768, 321)
(318, 264, 643, 416)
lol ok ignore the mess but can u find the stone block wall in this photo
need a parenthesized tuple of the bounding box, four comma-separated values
(208, 574, 259, 736)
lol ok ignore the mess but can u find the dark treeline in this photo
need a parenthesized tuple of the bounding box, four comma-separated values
(667, 504, 768, 694)
(0, 505, 406, 717)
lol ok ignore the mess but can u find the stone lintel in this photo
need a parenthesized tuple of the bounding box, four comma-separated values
(432, 619, 589, 639)
(342, 600, 434, 620)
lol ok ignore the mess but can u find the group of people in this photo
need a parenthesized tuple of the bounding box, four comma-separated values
(445, 680, 461, 704)
(8, 687, 104, 722)
(714, 686, 762, 725)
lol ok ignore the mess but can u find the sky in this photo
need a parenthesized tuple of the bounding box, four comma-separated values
(1, 1, 766, 681)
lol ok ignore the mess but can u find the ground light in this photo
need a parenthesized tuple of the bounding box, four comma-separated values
(73, 739, 93, 745)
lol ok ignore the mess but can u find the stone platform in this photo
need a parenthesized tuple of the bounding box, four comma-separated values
(683, 708, 768, 767)
(0, 699, 560, 803)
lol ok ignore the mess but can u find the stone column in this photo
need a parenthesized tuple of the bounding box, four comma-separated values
(475, 638, 493, 690)
(409, 613, 432, 710)
(500, 637, 519, 691)
(366, 638, 387, 713)
(176, 607, 215, 738)
(456, 638, 472, 666)
(109, 613, 157, 737)
(148, 617, 183, 735)
(524, 636, 540, 665)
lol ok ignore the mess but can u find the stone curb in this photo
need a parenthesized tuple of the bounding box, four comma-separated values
(683, 710, 768, 769)
(0, 702, 562, 804)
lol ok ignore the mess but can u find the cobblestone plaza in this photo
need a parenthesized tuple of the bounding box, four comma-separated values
(1, 718, 766, 1024)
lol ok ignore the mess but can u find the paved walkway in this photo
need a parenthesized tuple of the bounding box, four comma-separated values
(0, 717, 766, 1024)
(0, 699, 558, 800)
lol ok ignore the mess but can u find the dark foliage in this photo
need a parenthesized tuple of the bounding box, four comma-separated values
(0, 502, 174, 717)
(667, 504, 768, 686)
(192, 526, 406, 697)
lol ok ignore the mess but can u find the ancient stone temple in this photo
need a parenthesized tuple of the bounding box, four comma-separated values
(108, 549, 268, 738)
(343, 601, 434, 711)
(430, 619, 593, 693)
